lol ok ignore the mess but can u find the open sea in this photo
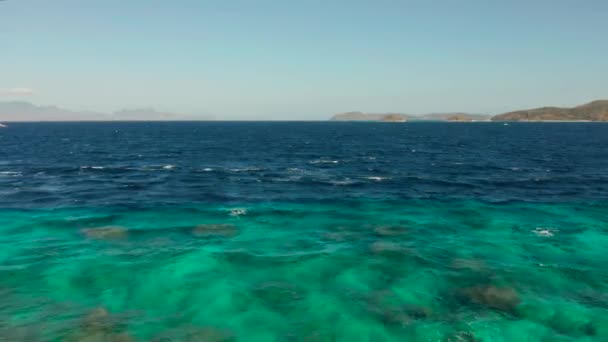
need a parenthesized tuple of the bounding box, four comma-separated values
(1, 122, 608, 341)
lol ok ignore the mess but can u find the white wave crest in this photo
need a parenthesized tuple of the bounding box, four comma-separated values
(365, 176, 388, 181)
(532, 227, 558, 237)
(309, 159, 339, 164)
(229, 167, 264, 172)
(229, 208, 248, 217)
(0, 171, 22, 176)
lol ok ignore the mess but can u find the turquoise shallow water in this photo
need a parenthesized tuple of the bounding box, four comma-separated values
(1, 200, 607, 341)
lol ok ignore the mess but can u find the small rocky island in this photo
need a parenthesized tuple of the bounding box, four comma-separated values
(492, 100, 608, 121)
(381, 114, 408, 122)
(447, 114, 474, 122)
(330, 112, 490, 122)
(330, 112, 409, 122)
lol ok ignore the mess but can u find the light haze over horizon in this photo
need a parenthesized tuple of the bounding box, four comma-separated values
(1, 0, 607, 120)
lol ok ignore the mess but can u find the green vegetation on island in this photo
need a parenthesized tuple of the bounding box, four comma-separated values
(492, 100, 608, 122)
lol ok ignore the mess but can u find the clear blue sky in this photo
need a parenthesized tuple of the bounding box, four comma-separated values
(1, 0, 607, 120)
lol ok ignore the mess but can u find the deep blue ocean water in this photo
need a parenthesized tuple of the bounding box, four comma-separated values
(1, 122, 607, 341)
(2, 122, 608, 208)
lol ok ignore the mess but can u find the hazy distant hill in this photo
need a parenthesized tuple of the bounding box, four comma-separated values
(330, 112, 411, 122)
(330, 111, 489, 122)
(0, 101, 204, 121)
(420, 113, 491, 121)
(0, 101, 103, 121)
(492, 100, 608, 121)
(111, 108, 196, 121)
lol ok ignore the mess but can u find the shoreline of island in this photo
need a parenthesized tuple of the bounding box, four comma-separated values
(330, 100, 608, 122)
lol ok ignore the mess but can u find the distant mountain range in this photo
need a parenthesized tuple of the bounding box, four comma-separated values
(0, 101, 206, 121)
(491, 100, 608, 121)
(3, 100, 608, 123)
(330, 112, 491, 122)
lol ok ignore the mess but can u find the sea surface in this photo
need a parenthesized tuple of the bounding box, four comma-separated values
(1, 122, 607, 341)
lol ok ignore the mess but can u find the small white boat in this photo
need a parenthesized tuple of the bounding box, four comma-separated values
(0, 123, 7, 128)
